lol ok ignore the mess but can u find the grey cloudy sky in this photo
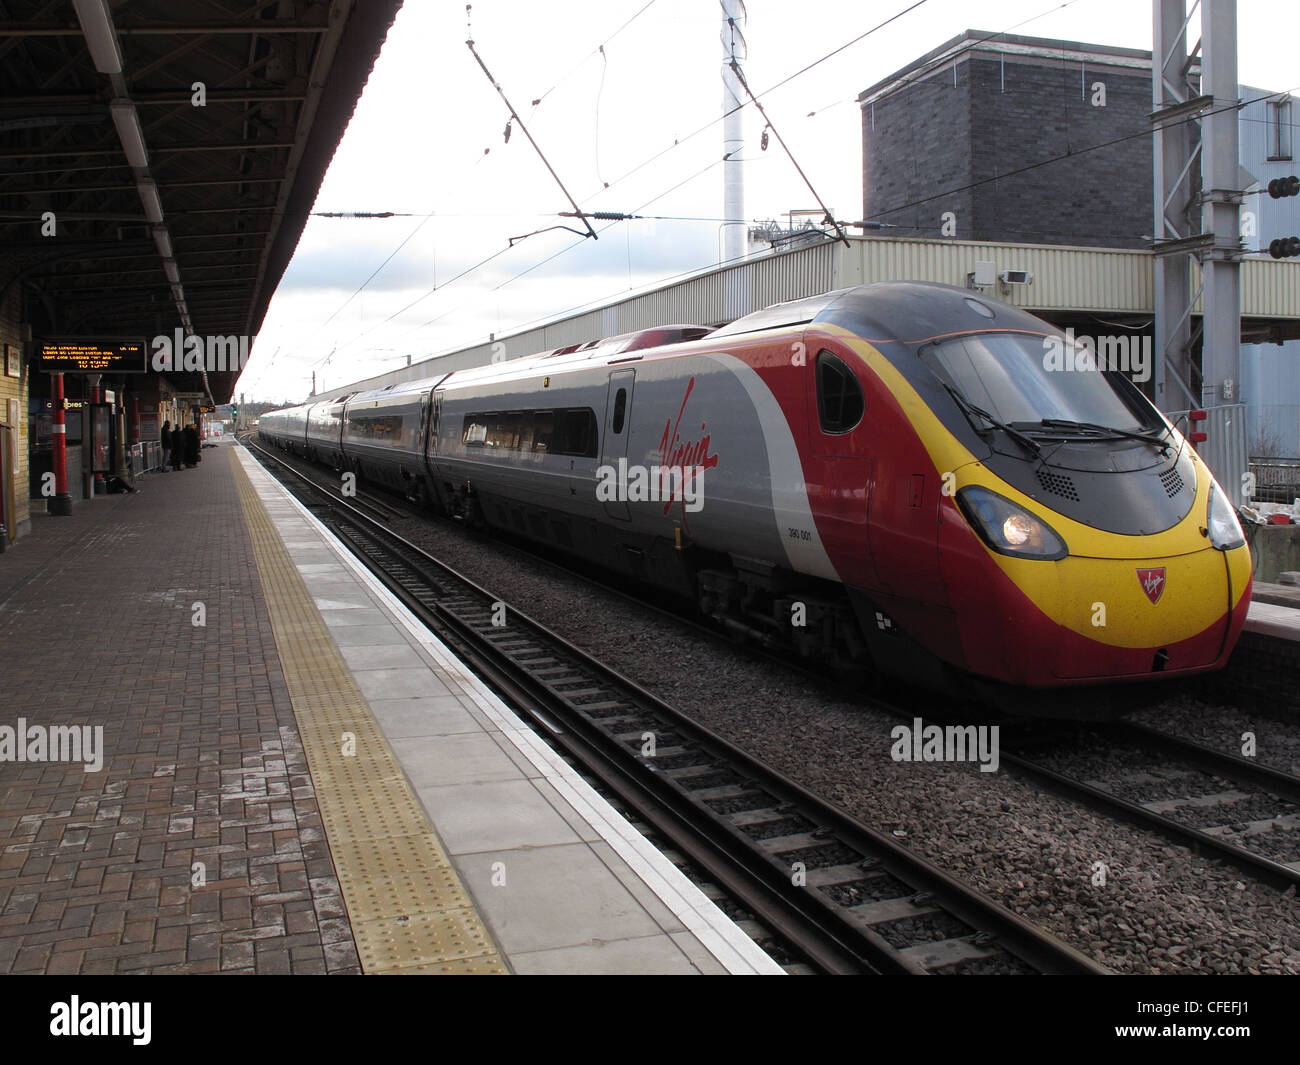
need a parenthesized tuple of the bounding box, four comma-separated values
(233, 0, 1297, 402)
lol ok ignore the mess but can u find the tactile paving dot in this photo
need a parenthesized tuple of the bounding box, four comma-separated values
(234, 458, 506, 974)
(376, 957, 510, 975)
(294, 708, 390, 748)
(316, 776, 430, 844)
(351, 910, 502, 971)
(327, 834, 466, 921)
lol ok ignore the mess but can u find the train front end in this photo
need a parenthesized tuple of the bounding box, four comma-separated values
(918, 327, 1253, 697)
(814, 284, 1252, 711)
(940, 442, 1252, 692)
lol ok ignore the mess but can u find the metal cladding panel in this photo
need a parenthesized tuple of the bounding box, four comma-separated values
(845, 238, 1153, 313)
(311, 237, 1297, 406)
(1237, 259, 1300, 319)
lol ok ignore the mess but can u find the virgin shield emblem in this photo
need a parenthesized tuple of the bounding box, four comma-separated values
(1137, 567, 1166, 605)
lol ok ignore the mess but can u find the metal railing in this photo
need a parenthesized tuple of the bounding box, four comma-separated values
(1248, 456, 1300, 504)
(131, 442, 166, 476)
(1167, 403, 1249, 506)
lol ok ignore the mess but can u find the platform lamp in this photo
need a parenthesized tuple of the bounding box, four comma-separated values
(109, 101, 148, 169)
(138, 179, 164, 225)
(152, 225, 172, 260)
(72, 0, 123, 74)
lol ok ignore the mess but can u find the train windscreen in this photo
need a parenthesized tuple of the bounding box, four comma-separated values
(919, 332, 1158, 432)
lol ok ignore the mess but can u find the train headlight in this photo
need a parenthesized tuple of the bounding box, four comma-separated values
(1002, 514, 1035, 546)
(957, 486, 1068, 560)
(1206, 482, 1245, 551)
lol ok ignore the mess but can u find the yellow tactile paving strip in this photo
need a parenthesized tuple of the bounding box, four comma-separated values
(231, 451, 507, 975)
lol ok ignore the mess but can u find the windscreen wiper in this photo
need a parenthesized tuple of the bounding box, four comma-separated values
(1016, 419, 1171, 456)
(943, 384, 1043, 459)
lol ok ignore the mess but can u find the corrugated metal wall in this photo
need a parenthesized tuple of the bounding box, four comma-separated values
(1191, 258, 1300, 318)
(316, 242, 837, 399)
(842, 238, 1153, 312)
(316, 236, 1299, 401)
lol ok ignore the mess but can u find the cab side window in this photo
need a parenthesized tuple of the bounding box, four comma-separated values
(816, 350, 864, 434)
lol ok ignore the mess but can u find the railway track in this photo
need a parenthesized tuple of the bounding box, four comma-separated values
(246, 437, 1106, 976)
(1001, 721, 1300, 892)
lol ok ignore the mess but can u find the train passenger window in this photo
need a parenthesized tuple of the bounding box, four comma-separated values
(486, 412, 523, 450)
(612, 389, 627, 434)
(532, 411, 554, 452)
(460, 408, 596, 456)
(553, 409, 599, 457)
(816, 351, 864, 434)
(351, 414, 403, 440)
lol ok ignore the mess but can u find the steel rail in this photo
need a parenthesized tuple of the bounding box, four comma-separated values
(999, 746, 1300, 893)
(1115, 721, 1300, 807)
(246, 438, 1108, 976)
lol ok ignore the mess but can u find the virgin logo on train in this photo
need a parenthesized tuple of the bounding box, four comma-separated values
(1136, 567, 1167, 605)
(658, 376, 719, 518)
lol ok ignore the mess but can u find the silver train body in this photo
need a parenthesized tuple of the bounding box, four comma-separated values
(258, 317, 836, 606)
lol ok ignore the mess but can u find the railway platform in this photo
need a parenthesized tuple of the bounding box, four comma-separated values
(0, 439, 779, 975)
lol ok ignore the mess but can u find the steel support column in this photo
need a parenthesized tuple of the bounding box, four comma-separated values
(1199, 0, 1242, 408)
(1152, 0, 1197, 411)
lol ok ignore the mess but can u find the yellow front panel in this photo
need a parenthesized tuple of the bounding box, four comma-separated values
(995, 548, 1230, 647)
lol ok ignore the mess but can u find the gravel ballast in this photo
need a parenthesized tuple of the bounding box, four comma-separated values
(381, 509, 1300, 974)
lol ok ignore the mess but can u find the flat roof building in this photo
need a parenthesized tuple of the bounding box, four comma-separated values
(858, 30, 1157, 249)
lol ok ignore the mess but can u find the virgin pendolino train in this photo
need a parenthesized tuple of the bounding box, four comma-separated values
(260, 282, 1252, 717)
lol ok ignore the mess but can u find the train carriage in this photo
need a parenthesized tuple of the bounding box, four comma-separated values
(259, 282, 1252, 716)
(305, 395, 353, 470)
(342, 378, 445, 497)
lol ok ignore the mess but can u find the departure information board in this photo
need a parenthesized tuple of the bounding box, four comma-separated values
(34, 338, 148, 374)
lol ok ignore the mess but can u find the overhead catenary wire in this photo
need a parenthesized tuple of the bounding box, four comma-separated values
(299, 1, 659, 330)
(283, 4, 1291, 394)
(726, 58, 849, 247)
(465, 30, 597, 241)
(575, 0, 931, 205)
(296, 148, 499, 371)
(331, 134, 744, 362)
(527, 0, 659, 113)
(392, 153, 738, 346)
(307, 3, 991, 372)
(290, 1, 940, 382)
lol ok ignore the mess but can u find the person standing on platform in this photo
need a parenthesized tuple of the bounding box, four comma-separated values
(159, 421, 172, 473)
(171, 420, 184, 470)
(184, 423, 200, 467)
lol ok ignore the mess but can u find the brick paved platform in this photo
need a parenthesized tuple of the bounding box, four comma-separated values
(0, 443, 359, 974)
(0, 439, 780, 976)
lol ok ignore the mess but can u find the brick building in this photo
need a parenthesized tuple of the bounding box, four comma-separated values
(858, 31, 1154, 248)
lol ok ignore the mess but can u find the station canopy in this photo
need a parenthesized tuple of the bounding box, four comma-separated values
(0, 0, 403, 403)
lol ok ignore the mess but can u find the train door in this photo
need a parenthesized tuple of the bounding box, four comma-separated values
(425, 390, 443, 473)
(803, 345, 876, 586)
(418, 393, 431, 457)
(600, 370, 635, 520)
